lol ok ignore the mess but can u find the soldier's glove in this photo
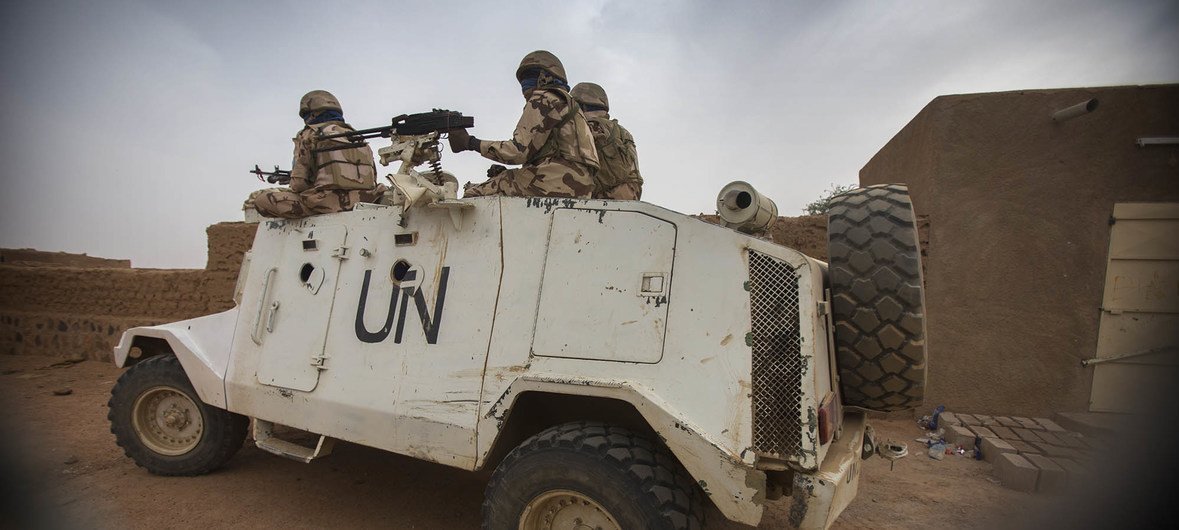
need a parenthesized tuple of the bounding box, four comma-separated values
(448, 129, 480, 153)
(487, 164, 507, 178)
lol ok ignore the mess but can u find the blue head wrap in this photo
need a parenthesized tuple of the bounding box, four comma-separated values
(305, 109, 344, 124)
(519, 68, 569, 93)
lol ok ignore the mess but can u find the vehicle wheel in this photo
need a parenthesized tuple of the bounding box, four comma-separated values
(108, 355, 249, 475)
(483, 422, 704, 530)
(827, 184, 927, 411)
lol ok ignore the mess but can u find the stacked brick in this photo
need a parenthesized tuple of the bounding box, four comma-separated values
(938, 412, 1095, 493)
(0, 222, 257, 362)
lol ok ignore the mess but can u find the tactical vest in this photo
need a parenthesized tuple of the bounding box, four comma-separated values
(526, 89, 600, 170)
(586, 115, 642, 190)
(308, 122, 377, 190)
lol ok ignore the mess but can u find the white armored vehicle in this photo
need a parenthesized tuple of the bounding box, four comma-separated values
(107, 126, 926, 529)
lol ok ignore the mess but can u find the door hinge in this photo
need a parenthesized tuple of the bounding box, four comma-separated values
(310, 354, 330, 370)
(817, 300, 829, 317)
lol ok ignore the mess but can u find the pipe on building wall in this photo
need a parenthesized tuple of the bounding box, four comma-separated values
(1135, 137, 1179, 147)
(1051, 99, 1099, 122)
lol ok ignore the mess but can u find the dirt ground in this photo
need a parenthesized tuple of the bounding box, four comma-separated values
(0, 355, 1054, 529)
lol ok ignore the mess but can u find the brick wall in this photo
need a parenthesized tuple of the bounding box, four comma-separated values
(0, 222, 256, 362)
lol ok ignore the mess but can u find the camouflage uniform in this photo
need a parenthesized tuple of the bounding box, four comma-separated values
(247, 91, 382, 219)
(458, 51, 599, 199)
(571, 82, 643, 201)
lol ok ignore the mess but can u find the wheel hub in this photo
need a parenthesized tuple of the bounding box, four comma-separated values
(163, 406, 190, 430)
(131, 386, 203, 456)
(519, 490, 619, 530)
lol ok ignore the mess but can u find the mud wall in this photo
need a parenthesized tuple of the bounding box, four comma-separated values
(860, 84, 1179, 416)
(698, 214, 830, 260)
(0, 223, 257, 361)
(0, 249, 130, 268)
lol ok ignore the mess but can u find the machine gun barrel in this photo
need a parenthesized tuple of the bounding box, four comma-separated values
(317, 114, 410, 143)
(315, 110, 474, 145)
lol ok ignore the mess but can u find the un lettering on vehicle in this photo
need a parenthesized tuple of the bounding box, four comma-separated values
(353, 267, 450, 344)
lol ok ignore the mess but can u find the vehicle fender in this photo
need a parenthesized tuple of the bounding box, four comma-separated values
(112, 309, 239, 409)
(479, 376, 766, 527)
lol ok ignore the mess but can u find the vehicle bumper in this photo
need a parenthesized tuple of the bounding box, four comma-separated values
(788, 411, 868, 529)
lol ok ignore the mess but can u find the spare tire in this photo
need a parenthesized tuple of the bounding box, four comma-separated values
(827, 184, 927, 411)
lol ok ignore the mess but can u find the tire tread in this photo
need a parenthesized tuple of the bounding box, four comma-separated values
(482, 421, 703, 530)
(827, 184, 928, 411)
(107, 355, 248, 476)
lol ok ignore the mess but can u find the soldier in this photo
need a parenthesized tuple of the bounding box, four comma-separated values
(448, 50, 599, 199)
(246, 90, 382, 219)
(571, 82, 644, 200)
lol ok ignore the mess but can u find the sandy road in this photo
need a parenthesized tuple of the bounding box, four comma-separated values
(0, 355, 1048, 529)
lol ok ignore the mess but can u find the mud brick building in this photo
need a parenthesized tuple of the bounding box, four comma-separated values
(861, 84, 1179, 416)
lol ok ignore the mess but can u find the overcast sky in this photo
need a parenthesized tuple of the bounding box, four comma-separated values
(1, 0, 1176, 268)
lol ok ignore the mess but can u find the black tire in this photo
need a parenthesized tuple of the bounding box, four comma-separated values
(108, 355, 249, 476)
(827, 184, 927, 411)
(483, 422, 704, 530)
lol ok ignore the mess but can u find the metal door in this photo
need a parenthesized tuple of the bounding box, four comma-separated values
(533, 209, 675, 363)
(256, 225, 348, 392)
(1088, 203, 1179, 412)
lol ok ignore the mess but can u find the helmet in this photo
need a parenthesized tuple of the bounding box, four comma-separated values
(571, 82, 609, 111)
(515, 50, 567, 83)
(299, 90, 342, 117)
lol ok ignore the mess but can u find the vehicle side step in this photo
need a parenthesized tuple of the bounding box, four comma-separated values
(253, 419, 336, 463)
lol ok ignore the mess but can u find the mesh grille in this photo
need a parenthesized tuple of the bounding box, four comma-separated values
(748, 251, 803, 457)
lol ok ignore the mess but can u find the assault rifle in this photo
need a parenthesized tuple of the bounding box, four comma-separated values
(250, 165, 291, 185)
